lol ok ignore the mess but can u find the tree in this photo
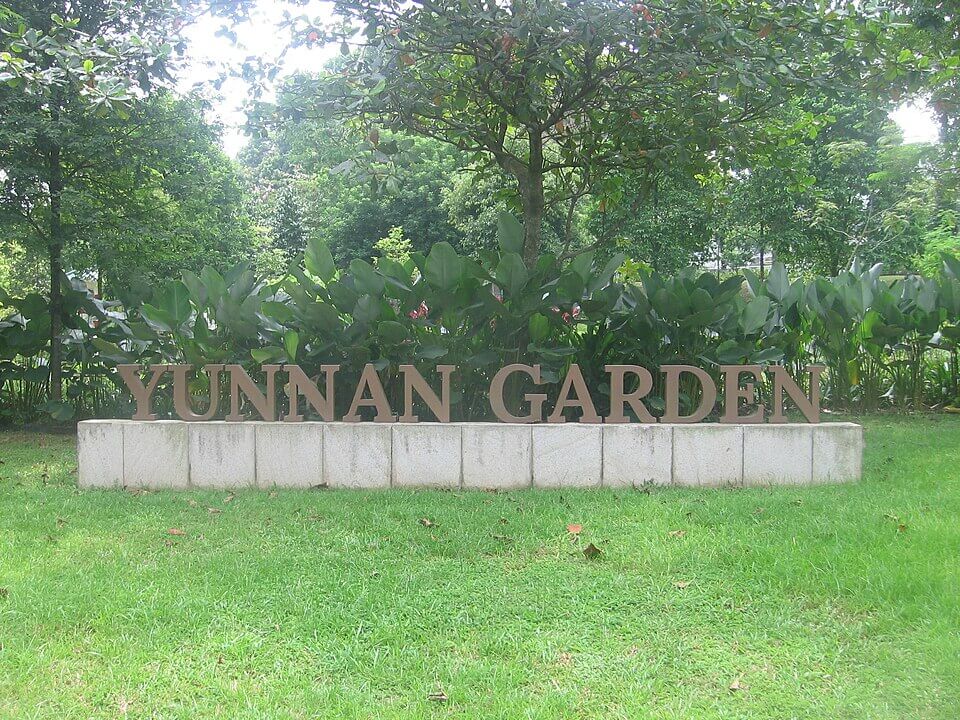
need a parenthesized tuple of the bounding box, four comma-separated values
(0, 0, 180, 404)
(280, 0, 878, 266)
(244, 79, 466, 264)
(270, 186, 307, 257)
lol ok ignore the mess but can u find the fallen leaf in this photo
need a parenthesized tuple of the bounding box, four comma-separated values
(566, 523, 583, 535)
(729, 674, 747, 692)
(0, 588, 8, 599)
(223, 494, 235, 504)
(897, 523, 907, 533)
(557, 651, 574, 666)
(118, 697, 131, 713)
(418, 518, 434, 527)
(269, 491, 278, 499)
(674, 580, 690, 589)
(167, 528, 186, 536)
(187, 499, 198, 507)
(492, 534, 513, 542)
(207, 507, 222, 514)
(427, 690, 448, 702)
(668, 529, 686, 539)
(582, 543, 602, 559)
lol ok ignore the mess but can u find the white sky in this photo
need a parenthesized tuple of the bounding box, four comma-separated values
(177, 0, 941, 158)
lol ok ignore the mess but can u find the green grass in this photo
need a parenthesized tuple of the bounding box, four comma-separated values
(1, 418, 959, 719)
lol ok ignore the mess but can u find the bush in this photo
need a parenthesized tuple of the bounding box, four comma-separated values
(3, 214, 960, 423)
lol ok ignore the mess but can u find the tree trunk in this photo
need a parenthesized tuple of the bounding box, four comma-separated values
(48, 146, 65, 404)
(520, 129, 545, 267)
(758, 222, 765, 279)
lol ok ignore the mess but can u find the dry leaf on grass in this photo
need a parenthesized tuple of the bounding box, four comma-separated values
(418, 518, 435, 528)
(167, 528, 186, 536)
(223, 493, 235, 503)
(207, 507, 221, 514)
(668, 529, 686, 539)
(674, 580, 691, 589)
(557, 651, 574, 666)
(729, 674, 747, 692)
(566, 523, 583, 536)
(582, 543, 602, 559)
(427, 690, 448, 702)
(0, 588, 8, 599)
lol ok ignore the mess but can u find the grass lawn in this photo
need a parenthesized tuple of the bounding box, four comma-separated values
(1, 417, 959, 719)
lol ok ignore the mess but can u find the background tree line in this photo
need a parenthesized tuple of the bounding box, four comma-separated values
(2, 0, 960, 420)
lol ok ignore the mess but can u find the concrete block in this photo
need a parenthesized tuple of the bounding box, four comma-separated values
(255, 422, 323, 489)
(323, 423, 392, 489)
(122, 420, 189, 489)
(77, 420, 125, 489)
(813, 422, 863, 483)
(672, 424, 743, 487)
(743, 425, 813, 486)
(462, 424, 532, 490)
(602, 424, 672, 488)
(189, 422, 256, 489)
(392, 423, 461, 489)
(532, 424, 602, 488)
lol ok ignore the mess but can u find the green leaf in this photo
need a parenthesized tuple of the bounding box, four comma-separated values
(91, 339, 133, 363)
(181, 270, 207, 305)
(260, 301, 294, 324)
(415, 344, 448, 360)
(251, 346, 285, 364)
(306, 237, 336, 281)
(283, 330, 299, 361)
(740, 295, 771, 335)
(528, 312, 550, 343)
(200, 266, 226, 300)
(424, 242, 462, 291)
(161, 281, 191, 328)
(497, 212, 524, 255)
(139, 303, 174, 333)
(495, 253, 528, 297)
(44, 400, 74, 422)
(349, 259, 386, 296)
(943, 253, 960, 282)
(377, 320, 408, 344)
(352, 294, 381, 324)
(766, 262, 789, 301)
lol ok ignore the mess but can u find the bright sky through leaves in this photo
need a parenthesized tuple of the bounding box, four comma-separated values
(178, 0, 940, 157)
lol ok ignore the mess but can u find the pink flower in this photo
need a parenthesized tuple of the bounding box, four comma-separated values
(408, 300, 429, 319)
(571, 304, 581, 319)
(561, 312, 572, 324)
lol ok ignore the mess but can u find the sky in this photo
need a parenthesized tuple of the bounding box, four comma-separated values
(177, 0, 941, 158)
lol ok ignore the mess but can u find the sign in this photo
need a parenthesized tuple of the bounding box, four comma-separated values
(118, 363, 823, 424)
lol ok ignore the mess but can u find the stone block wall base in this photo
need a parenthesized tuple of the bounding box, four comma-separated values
(77, 421, 864, 490)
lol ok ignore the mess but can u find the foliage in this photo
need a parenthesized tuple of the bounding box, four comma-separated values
(373, 226, 412, 266)
(243, 87, 466, 265)
(277, 0, 878, 264)
(4, 217, 960, 423)
(270, 185, 307, 258)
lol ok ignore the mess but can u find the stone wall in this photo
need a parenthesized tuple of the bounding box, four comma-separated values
(77, 420, 863, 490)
